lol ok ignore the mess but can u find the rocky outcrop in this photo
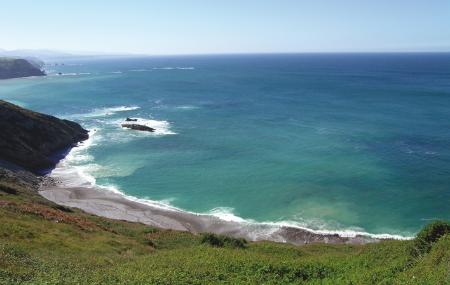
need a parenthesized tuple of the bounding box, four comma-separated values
(0, 57, 45, 79)
(0, 100, 88, 174)
(121, 123, 155, 132)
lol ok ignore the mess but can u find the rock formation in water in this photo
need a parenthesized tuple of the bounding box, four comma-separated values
(121, 123, 155, 132)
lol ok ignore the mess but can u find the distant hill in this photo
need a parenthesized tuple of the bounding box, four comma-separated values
(0, 48, 143, 62)
(0, 57, 45, 79)
(0, 49, 73, 61)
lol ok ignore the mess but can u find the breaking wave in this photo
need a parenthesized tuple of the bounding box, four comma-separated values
(76, 106, 141, 118)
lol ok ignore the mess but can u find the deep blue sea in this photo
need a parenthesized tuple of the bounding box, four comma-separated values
(1, 53, 450, 237)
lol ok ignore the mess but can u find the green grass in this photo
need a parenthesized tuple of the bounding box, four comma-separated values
(0, 177, 449, 284)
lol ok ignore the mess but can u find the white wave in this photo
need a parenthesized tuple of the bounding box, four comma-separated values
(175, 105, 199, 110)
(110, 71, 122, 74)
(78, 106, 141, 118)
(129, 69, 149, 72)
(120, 117, 176, 135)
(205, 207, 412, 240)
(64, 129, 99, 162)
(152, 67, 195, 70)
(207, 207, 252, 223)
(262, 220, 413, 240)
(152, 105, 199, 111)
(51, 129, 100, 188)
(48, 72, 91, 77)
(59, 73, 78, 76)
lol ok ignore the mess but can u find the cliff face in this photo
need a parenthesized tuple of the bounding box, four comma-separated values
(0, 100, 88, 174)
(0, 57, 45, 79)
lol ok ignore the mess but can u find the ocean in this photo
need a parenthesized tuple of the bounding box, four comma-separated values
(1, 53, 450, 238)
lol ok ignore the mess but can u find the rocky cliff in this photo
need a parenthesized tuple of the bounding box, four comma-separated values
(0, 57, 45, 79)
(0, 100, 88, 174)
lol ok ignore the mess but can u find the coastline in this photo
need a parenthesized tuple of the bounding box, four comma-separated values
(39, 180, 377, 245)
(35, 127, 414, 245)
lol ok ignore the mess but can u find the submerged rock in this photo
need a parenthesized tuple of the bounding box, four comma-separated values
(121, 123, 155, 132)
(125, 117, 138, 122)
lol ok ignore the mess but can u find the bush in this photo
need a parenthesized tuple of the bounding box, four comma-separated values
(412, 220, 450, 257)
(200, 233, 247, 249)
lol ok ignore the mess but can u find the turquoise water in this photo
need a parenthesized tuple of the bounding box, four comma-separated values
(1, 54, 450, 237)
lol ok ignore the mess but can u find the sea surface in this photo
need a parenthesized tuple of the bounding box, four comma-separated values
(1, 53, 450, 238)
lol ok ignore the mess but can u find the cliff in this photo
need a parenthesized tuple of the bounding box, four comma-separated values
(0, 100, 88, 174)
(0, 57, 45, 79)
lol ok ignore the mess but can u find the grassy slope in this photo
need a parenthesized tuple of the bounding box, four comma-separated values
(0, 179, 449, 284)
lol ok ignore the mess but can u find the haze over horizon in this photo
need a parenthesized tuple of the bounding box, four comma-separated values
(2, 0, 450, 55)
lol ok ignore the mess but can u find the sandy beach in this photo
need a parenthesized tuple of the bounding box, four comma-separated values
(39, 180, 377, 245)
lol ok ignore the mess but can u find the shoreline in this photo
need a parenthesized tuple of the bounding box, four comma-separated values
(36, 129, 412, 245)
(39, 175, 380, 245)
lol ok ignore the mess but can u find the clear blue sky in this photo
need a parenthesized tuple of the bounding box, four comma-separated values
(1, 0, 450, 54)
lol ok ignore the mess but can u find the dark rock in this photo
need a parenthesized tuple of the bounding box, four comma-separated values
(0, 57, 45, 79)
(0, 100, 89, 174)
(0, 167, 41, 190)
(125, 117, 138, 122)
(121, 123, 155, 132)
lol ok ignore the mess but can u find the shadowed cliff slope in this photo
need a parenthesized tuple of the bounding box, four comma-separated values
(0, 100, 88, 174)
(0, 57, 45, 79)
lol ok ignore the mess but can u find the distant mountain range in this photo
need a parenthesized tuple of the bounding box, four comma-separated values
(0, 48, 139, 62)
(0, 49, 74, 61)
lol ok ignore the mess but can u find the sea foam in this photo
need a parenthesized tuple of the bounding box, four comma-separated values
(79, 106, 141, 118)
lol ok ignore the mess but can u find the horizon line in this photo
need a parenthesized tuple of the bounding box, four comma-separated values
(2, 48, 450, 58)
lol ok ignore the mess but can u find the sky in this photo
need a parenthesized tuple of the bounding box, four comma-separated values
(1, 0, 450, 55)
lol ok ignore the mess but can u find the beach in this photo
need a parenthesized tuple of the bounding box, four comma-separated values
(39, 173, 377, 245)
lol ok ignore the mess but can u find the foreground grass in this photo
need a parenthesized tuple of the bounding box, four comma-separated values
(0, 179, 449, 284)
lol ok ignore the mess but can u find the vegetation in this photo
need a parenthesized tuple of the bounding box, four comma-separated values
(200, 233, 248, 249)
(0, 176, 449, 284)
(411, 220, 450, 258)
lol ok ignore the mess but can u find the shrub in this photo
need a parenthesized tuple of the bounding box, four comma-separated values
(412, 220, 450, 257)
(200, 233, 247, 249)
